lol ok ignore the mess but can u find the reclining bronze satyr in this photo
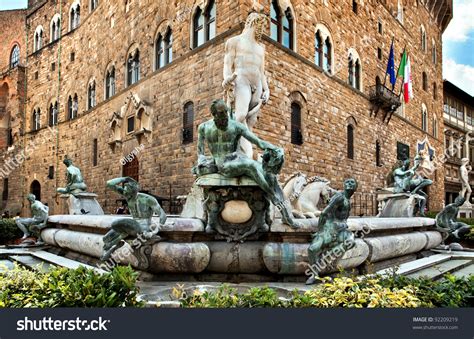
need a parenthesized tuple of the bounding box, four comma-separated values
(306, 178, 358, 285)
(101, 177, 167, 261)
(15, 194, 49, 244)
(435, 196, 471, 240)
(194, 99, 300, 230)
(56, 157, 88, 195)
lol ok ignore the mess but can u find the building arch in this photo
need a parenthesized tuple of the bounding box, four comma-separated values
(348, 48, 362, 91)
(50, 13, 61, 42)
(30, 180, 41, 202)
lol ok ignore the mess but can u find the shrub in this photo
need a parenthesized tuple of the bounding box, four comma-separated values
(0, 218, 22, 244)
(0, 265, 143, 308)
(179, 274, 473, 308)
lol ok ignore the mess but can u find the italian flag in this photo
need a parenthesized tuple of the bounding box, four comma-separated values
(397, 51, 413, 103)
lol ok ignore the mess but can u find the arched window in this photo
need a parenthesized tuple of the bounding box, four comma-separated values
(155, 27, 173, 70)
(10, 45, 20, 68)
(192, 0, 216, 48)
(49, 101, 58, 126)
(182, 102, 194, 144)
(87, 81, 96, 109)
(323, 38, 331, 73)
(433, 82, 437, 100)
(421, 105, 428, 132)
(34, 27, 43, 51)
(315, 32, 322, 67)
(432, 40, 436, 63)
(32, 108, 41, 131)
(90, 0, 98, 11)
(347, 124, 354, 159)
(50, 15, 61, 42)
(422, 72, 428, 91)
(105, 66, 115, 99)
(375, 140, 381, 167)
(291, 102, 303, 145)
(348, 51, 361, 90)
(30, 180, 41, 202)
(420, 25, 426, 52)
(270, 0, 294, 49)
(67, 96, 73, 119)
(127, 50, 140, 86)
(70, 3, 81, 30)
(432, 116, 438, 138)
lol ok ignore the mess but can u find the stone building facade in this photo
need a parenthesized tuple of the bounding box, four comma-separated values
(0, 0, 452, 215)
(443, 80, 474, 205)
(0, 8, 27, 214)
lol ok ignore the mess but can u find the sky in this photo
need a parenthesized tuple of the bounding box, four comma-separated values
(0, 0, 472, 95)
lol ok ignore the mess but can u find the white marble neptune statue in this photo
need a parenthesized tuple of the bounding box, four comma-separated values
(222, 12, 269, 158)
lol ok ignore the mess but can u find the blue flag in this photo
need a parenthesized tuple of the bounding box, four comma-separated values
(386, 41, 396, 88)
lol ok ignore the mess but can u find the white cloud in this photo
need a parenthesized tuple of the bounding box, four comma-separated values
(443, 0, 474, 42)
(443, 58, 474, 96)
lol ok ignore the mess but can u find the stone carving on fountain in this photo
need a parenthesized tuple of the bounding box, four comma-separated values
(378, 155, 433, 217)
(306, 178, 358, 285)
(57, 156, 104, 215)
(15, 194, 49, 245)
(101, 177, 167, 261)
(282, 172, 337, 219)
(192, 99, 300, 241)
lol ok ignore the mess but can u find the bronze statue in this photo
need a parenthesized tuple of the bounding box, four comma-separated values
(101, 177, 166, 261)
(15, 194, 49, 244)
(392, 158, 432, 216)
(57, 157, 87, 195)
(435, 196, 471, 239)
(306, 178, 357, 285)
(194, 99, 300, 229)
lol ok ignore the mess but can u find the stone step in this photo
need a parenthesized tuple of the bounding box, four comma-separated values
(451, 264, 474, 278)
(30, 251, 106, 273)
(9, 255, 55, 273)
(377, 254, 450, 276)
(407, 259, 472, 280)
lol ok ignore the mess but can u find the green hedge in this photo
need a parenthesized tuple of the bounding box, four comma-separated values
(0, 218, 22, 244)
(179, 274, 474, 308)
(0, 265, 143, 308)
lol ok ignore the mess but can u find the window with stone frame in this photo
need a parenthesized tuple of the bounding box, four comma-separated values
(315, 32, 322, 67)
(375, 140, 382, 167)
(10, 45, 20, 69)
(2, 179, 8, 202)
(422, 72, 428, 91)
(32, 108, 41, 131)
(420, 25, 426, 52)
(127, 50, 140, 86)
(155, 27, 173, 70)
(50, 15, 61, 42)
(182, 102, 194, 144)
(92, 138, 98, 166)
(88, 81, 96, 109)
(433, 82, 437, 100)
(105, 66, 115, 99)
(347, 124, 354, 159)
(421, 106, 428, 132)
(70, 4, 81, 31)
(432, 116, 438, 138)
(68, 95, 78, 120)
(323, 37, 332, 73)
(290, 102, 303, 145)
(192, 0, 216, 48)
(90, 0, 98, 12)
(127, 116, 135, 133)
(270, 0, 294, 50)
(34, 27, 43, 51)
(431, 40, 436, 64)
(49, 102, 58, 126)
(348, 52, 361, 90)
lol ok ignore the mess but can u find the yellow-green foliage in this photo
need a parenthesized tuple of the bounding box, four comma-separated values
(0, 265, 142, 308)
(300, 277, 421, 308)
(180, 275, 473, 308)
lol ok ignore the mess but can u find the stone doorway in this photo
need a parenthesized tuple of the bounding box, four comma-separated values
(123, 157, 139, 182)
(30, 180, 41, 202)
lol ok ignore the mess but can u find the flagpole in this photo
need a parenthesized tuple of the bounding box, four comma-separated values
(383, 37, 395, 88)
(397, 47, 407, 96)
